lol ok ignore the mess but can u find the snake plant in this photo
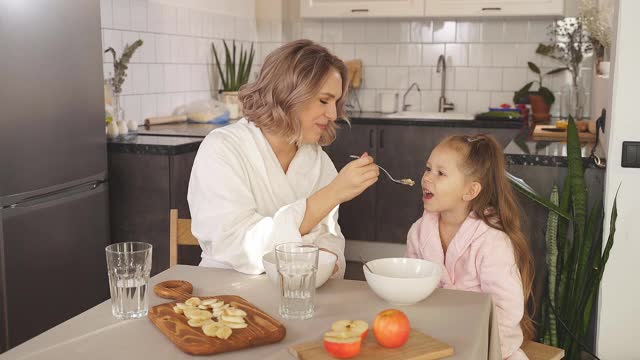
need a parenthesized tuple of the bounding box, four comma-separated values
(211, 40, 255, 92)
(507, 117, 619, 360)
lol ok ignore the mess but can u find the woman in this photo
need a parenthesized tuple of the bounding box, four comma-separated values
(187, 40, 379, 278)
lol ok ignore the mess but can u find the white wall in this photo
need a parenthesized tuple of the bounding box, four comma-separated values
(100, 0, 257, 124)
(151, 0, 255, 17)
(284, 17, 593, 116)
(597, 0, 640, 357)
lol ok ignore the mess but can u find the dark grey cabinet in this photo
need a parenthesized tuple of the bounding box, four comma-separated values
(108, 151, 199, 275)
(325, 122, 519, 243)
(325, 124, 377, 242)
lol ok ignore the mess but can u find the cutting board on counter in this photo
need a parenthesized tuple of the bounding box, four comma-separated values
(289, 329, 454, 360)
(148, 280, 286, 356)
(532, 124, 596, 142)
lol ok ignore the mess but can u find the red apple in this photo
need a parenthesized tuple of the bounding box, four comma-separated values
(372, 309, 411, 348)
(331, 320, 369, 341)
(323, 333, 361, 359)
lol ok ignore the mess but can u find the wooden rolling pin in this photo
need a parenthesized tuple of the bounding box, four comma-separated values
(144, 114, 188, 126)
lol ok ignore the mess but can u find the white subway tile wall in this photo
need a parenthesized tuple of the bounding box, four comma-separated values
(101, 1, 593, 122)
(101, 0, 258, 124)
(286, 18, 592, 116)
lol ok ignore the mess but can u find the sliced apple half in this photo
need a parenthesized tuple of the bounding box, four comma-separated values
(323, 333, 362, 359)
(331, 320, 369, 341)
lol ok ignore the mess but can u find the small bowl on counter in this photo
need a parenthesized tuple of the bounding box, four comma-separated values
(363, 258, 441, 305)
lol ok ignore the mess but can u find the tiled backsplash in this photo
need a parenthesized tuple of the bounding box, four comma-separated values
(100, 0, 257, 124)
(275, 18, 594, 117)
(100, 0, 593, 122)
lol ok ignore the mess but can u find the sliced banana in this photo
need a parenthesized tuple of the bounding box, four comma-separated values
(221, 315, 245, 324)
(216, 326, 233, 340)
(183, 308, 199, 319)
(193, 310, 213, 320)
(173, 306, 183, 314)
(185, 297, 202, 307)
(201, 299, 219, 306)
(224, 308, 247, 317)
(184, 309, 212, 320)
(198, 305, 209, 310)
(223, 321, 248, 329)
(202, 322, 221, 337)
(176, 303, 190, 310)
(210, 301, 225, 309)
(188, 318, 212, 327)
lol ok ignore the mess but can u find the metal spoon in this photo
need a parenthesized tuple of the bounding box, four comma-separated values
(359, 255, 375, 274)
(349, 155, 415, 186)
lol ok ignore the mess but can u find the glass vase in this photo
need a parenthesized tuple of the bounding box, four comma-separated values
(560, 76, 586, 121)
(112, 92, 125, 124)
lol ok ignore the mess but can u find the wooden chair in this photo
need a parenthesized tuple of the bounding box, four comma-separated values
(522, 341, 565, 360)
(169, 209, 199, 267)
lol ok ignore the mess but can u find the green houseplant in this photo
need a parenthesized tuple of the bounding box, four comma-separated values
(513, 62, 567, 122)
(212, 40, 255, 119)
(508, 117, 619, 360)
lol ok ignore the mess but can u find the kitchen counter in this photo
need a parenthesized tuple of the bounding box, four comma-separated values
(504, 132, 607, 169)
(107, 135, 203, 155)
(108, 116, 604, 169)
(348, 111, 523, 129)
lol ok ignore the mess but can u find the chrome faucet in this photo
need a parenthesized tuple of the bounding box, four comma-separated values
(401, 82, 421, 111)
(436, 55, 455, 112)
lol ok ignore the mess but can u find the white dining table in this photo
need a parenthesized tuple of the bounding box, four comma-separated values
(1, 265, 502, 360)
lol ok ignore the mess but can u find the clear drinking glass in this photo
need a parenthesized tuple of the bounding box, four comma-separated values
(275, 243, 319, 320)
(105, 242, 152, 320)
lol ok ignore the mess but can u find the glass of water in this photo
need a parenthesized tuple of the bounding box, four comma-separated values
(105, 242, 152, 320)
(275, 243, 319, 320)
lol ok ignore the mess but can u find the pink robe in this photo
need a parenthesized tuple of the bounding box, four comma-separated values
(405, 211, 528, 360)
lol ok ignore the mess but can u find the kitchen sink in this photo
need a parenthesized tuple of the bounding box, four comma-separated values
(382, 111, 476, 121)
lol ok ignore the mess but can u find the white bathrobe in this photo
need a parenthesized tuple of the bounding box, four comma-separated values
(187, 118, 346, 278)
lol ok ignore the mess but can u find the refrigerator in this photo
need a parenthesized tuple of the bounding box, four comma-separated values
(0, 0, 110, 351)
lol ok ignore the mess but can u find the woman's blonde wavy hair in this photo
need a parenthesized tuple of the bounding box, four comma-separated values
(238, 39, 349, 146)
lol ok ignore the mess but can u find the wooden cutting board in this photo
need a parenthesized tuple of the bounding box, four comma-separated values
(532, 124, 596, 142)
(289, 329, 454, 360)
(148, 280, 286, 356)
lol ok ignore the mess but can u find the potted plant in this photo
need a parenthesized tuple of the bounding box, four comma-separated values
(212, 40, 255, 119)
(513, 62, 568, 122)
(536, 17, 592, 120)
(105, 39, 143, 137)
(579, 0, 613, 77)
(508, 117, 619, 360)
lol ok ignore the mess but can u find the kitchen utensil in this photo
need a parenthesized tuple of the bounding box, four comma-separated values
(345, 59, 362, 89)
(148, 280, 286, 355)
(359, 255, 375, 274)
(532, 124, 596, 142)
(144, 114, 188, 126)
(288, 329, 454, 360)
(349, 155, 415, 186)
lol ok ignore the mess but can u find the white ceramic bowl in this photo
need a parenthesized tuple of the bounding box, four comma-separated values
(262, 250, 337, 289)
(363, 258, 442, 305)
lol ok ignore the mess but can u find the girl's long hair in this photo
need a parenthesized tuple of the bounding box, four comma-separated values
(442, 134, 535, 341)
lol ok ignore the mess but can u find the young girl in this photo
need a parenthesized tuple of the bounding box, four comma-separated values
(406, 134, 534, 360)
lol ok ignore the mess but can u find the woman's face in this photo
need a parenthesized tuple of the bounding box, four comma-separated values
(297, 68, 343, 144)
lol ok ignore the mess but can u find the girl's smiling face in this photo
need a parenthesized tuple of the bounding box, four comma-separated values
(421, 144, 480, 214)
